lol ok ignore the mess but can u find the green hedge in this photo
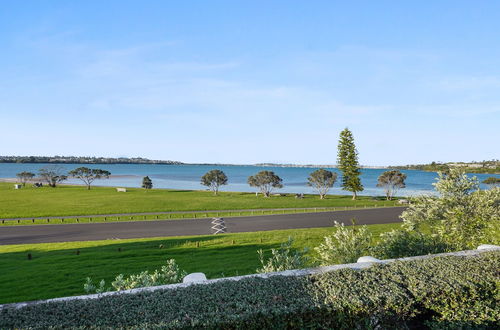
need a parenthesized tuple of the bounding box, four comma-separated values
(1, 251, 499, 329)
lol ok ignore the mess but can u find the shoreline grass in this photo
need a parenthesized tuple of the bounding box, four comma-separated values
(0, 223, 401, 303)
(0, 182, 397, 219)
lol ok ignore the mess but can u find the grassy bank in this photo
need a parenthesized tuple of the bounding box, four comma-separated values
(0, 182, 396, 219)
(0, 223, 401, 303)
(0, 206, 397, 226)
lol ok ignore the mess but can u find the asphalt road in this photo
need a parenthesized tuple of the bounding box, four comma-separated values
(0, 207, 406, 245)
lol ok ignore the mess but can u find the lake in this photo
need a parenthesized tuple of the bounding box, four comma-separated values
(0, 163, 497, 196)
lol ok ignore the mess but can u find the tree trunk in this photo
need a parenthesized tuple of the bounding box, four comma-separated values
(352, 191, 357, 200)
(87, 185, 91, 190)
(320, 194, 325, 199)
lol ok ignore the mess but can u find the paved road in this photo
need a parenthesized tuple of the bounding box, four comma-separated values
(0, 207, 405, 245)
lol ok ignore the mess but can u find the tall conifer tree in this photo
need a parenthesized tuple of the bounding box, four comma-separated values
(337, 128, 364, 199)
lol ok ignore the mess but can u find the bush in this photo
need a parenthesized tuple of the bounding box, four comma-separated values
(401, 170, 500, 250)
(3, 250, 496, 329)
(372, 229, 450, 259)
(84, 259, 186, 294)
(314, 221, 372, 265)
(257, 238, 309, 273)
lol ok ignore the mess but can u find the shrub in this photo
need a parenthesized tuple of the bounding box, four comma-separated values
(257, 238, 309, 273)
(314, 221, 372, 265)
(1, 251, 498, 329)
(372, 229, 450, 259)
(401, 169, 500, 250)
(84, 259, 186, 294)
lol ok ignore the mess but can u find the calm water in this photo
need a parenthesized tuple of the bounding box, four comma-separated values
(0, 163, 497, 197)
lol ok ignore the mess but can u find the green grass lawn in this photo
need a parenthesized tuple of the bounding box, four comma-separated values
(0, 182, 396, 219)
(0, 223, 401, 304)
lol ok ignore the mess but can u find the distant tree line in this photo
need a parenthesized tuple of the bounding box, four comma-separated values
(1, 156, 182, 165)
(389, 160, 500, 174)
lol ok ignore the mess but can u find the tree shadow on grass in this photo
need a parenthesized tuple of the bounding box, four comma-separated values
(0, 236, 284, 303)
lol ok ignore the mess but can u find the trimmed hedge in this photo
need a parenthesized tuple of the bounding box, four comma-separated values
(1, 251, 499, 329)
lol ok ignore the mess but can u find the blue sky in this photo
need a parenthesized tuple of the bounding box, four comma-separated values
(1, 1, 499, 165)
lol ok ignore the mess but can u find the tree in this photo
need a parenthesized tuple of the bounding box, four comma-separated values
(68, 167, 111, 190)
(248, 171, 283, 197)
(142, 176, 153, 189)
(307, 169, 337, 199)
(16, 171, 35, 187)
(376, 170, 407, 200)
(400, 169, 499, 250)
(39, 165, 68, 187)
(337, 128, 363, 199)
(201, 169, 228, 195)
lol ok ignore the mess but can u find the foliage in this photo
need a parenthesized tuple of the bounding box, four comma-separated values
(38, 165, 68, 187)
(83, 278, 107, 294)
(247, 170, 283, 197)
(200, 169, 228, 195)
(307, 168, 337, 199)
(483, 176, 500, 186)
(371, 229, 450, 259)
(390, 159, 500, 174)
(68, 167, 111, 190)
(376, 170, 407, 200)
(257, 238, 309, 273)
(84, 259, 186, 294)
(401, 169, 500, 250)
(314, 221, 372, 265)
(337, 128, 363, 199)
(142, 176, 153, 189)
(1, 251, 498, 329)
(15, 171, 35, 186)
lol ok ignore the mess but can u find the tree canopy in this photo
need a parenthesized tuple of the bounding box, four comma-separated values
(248, 171, 283, 197)
(16, 171, 35, 186)
(376, 170, 407, 200)
(142, 176, 153, 189)
(307, 169, 337, 199)
(201, 169, 228, 195)
(38, 166, 68, 188)
(337, 128, 363, 199)
(68, 167, 111, 190)
(400, 168, 499, 250)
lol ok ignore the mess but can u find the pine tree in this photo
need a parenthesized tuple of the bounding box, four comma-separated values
(337, 128, 363, 199)
(142, 176, 153, 189)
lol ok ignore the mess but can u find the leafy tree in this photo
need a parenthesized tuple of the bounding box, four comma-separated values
(376, 170, 407, 200)
(248, 171, 283, 197)
(200, 169, 228, 195)
(399, 169, 499, 250)
(307, 169, 337, 199)
(16, 171, 35, 186)
(337, 128, 363, 199)
(142, 176, 153, 189)
(68, 167, 111, 190)
(39, 165, 68, 187)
